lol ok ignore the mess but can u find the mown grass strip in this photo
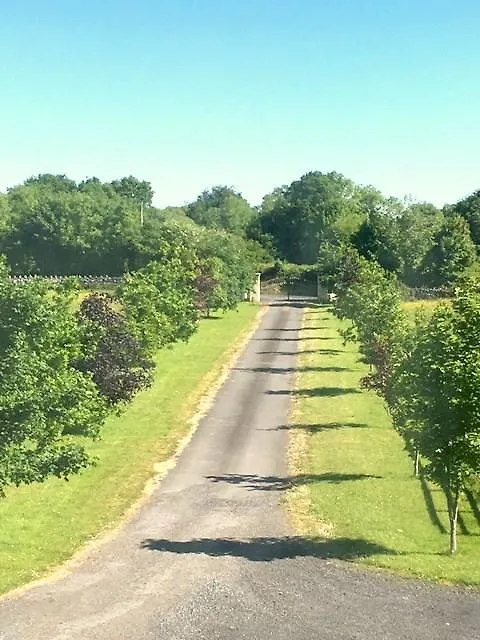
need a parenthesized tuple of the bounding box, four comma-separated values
(0, 303, 261, 595)
(289, 305, 480, 584)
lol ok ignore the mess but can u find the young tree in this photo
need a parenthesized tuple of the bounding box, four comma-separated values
(119, 252, 199, 355)
(197, 230, 257, 310)
(318, 242, 362, 293)
(330, 256, 424, 475)
(194, 256, 227, 316)
(389, 282, 480, 552)
(333, 257, 407, 373)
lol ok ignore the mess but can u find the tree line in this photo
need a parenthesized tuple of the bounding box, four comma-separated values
(253, 171, 480, 288)
(2, 168, 479, 504)
(2, 170, 480, 288)
(0, 180, 259, 496)
(0, 174, 267, 276)
(330, 247, 480, 553)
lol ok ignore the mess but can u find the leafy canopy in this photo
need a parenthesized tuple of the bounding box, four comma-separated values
(0, 263, 108, 495)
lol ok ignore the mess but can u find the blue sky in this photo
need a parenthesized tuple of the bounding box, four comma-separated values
(0, 1, 479, 207)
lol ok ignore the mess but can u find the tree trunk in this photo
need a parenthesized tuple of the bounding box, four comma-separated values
(414, 448, 420, 477)
(448, 489, 460, 554)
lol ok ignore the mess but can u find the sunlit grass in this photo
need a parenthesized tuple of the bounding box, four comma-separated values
(289, 306, 480, 584)
(0, 304, 261, 595)
(401, 298, 448, 321)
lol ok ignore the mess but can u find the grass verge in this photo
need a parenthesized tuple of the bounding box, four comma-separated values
(401, 298, 449, 322)
(288, 305, 480, 585)
(0, 303, 262, 595)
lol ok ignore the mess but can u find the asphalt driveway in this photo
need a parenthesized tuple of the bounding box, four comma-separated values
(0, 301, 478, 640)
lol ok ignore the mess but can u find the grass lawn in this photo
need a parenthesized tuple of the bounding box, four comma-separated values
(401, 298, 449, 321)
(0, 303, 261, 595)
(289, 305, 480, 585)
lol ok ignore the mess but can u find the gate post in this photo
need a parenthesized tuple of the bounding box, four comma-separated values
(317, 275, 327, 302)
(249, 273, 262, 302)
(253, 273, 261, 303)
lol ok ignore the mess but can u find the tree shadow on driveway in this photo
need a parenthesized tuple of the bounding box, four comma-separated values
(269, 300, 319, 309)
(265, 387, 362, 398)
(256, 348, 343, 356)
(140, 536, 397, 562)
(262, 421, 370, 432)
(263, 327, 327, 332)
(233, 366, 352, 375)
(204, 472, 382, 492)
(254, 337, 319, 342)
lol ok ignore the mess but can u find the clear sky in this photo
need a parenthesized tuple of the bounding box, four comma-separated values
(0, 1, 479, 207)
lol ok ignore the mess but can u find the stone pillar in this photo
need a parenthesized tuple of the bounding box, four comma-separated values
(317, 275, 327, 302)
(253, 273, 261, 303)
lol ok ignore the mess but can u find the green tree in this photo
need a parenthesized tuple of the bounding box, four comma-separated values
(334, 184, 397, 239)
(76, 293, 154, 405)
(390, 281, 480, 552)
(6, 186, 104, 274)
(259, 172, 361, 264)
(420, 216, 476, 286)
(0, 264, 108, 495)
(194, 255, 229, 316)
(110, 176, 154, 207)
(197, 229, 256, 310)
(97, 197, 143, 275)
(317, 242, 362, 292)
(333, 257, 407, 374)
(78, 177, 116, 199)
(352, 211, 402, 273)
(450, 189, 480, 247)
(119, 229, 200, 353)
(186, 186, 255, 236)
(331, 255, 421, 472)
(0, 194, 12, 253)
(396, 203, 444, 286)
(259, 186, 288, 215)
(22, 173, 77, 193)
(6, 182, 144, 275)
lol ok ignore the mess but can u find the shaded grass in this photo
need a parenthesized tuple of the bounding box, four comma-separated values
(0, 304, 261, 595)
(289, 306, 480, 585)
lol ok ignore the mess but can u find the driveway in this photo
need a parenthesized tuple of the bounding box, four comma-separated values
(0, 301, 479, 639)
